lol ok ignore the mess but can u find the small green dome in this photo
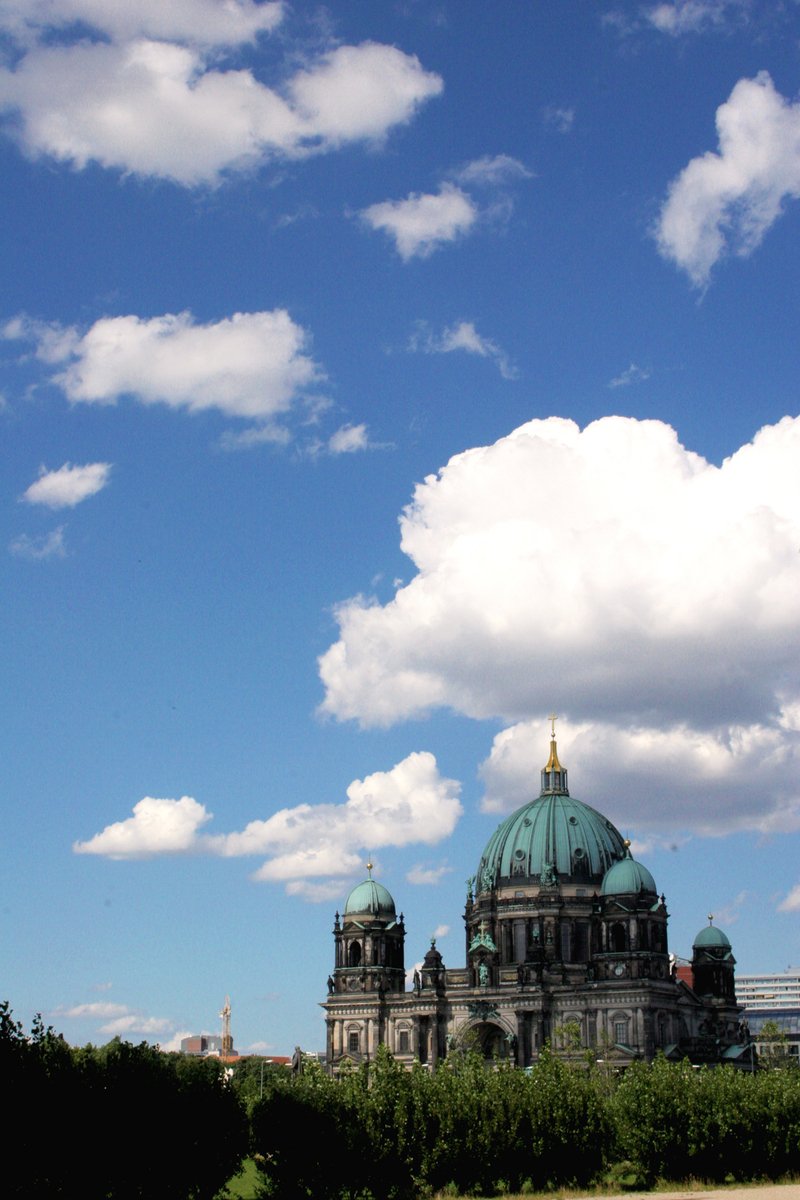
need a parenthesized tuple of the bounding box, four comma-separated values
(344, 878, 396, 917)
(693, 921, 731, 949)
(601, 850, 657, 896)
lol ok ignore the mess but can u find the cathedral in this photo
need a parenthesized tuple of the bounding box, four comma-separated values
(322, 724, 749, 1071)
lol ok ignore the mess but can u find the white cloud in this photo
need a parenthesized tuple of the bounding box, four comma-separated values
(407, 863, 452, 885)
(479, 716, 800, 837)
(409, 320, 517, 380)
(0, 0, 284, 46)
(451, 154, 531, 186)
(778, 885, 800, 913)
(327, 423, 369, 455)
(9, 526, 66, 560)
(73, 753, 462, 897)
(212, 751, 462, 874)
(0, 36, 442, 185)
(433, 924, 450, 940)
(73, 796, 213, 859)
(543, 105, 575, 133)
(656, 72, 800, 286)
(318, 414, 800, 831)
(21, 461, 111, 509)
(645, 0, 745, 36)
(361, 184, 477, 260)
(61, 1002, 129, 1019)
(99, 1013, 173, 1036)
(608, 362, 650, 389)
(160, 1029, 195, 1053)
(7, 310, 321, 421)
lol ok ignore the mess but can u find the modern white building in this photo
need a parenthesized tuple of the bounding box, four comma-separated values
(736, 971, 800, 1058)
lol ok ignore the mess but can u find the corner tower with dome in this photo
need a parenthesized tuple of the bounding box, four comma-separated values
(322, 723, 749, 1072)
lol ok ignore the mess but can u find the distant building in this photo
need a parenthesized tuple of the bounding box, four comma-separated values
(736, 970, 800, 1061)
(322, 724, 750, 1072)
(180, 1034, 224, 1056)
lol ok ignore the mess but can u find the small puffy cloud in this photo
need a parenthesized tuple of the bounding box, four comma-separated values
(656, 72, 800, 287)
(407, 863, 452, 885)
(778, 885, 800, 913)
(362, 184, 476, 261)
(73, 796, 213, 859)
(9, 526, 66, 560)
(7, 310, 321, 422)
(21, 461, 111, 509)
(645, 0, 745, 36)
(58, 999, 175, 1041)
(0, 0, 284, 46)
(99, 1013, 173, 1036)
(608, 363, 650, 389)
(362, 154, 530, 261)
(451, 154, 531, 187)
(543, 105, 575, 133)
(0, 36, 442, 186)
(60, 1002, 129, 1019)
(327, 423, 369, 455)
(212, 751, 462, 880)
(409, 320, 517, 380)
(433, 924, 450, 940)
(479, 717, 800, 837)
(74, 753, 462, 897)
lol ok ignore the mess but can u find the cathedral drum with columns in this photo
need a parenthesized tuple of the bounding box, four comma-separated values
(322, 724, 749, 1072)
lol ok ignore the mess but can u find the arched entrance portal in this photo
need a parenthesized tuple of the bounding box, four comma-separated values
(465, 1021, 511, 1061)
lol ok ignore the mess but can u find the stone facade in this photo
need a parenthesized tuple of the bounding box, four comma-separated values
(322, 731, 749, 1071)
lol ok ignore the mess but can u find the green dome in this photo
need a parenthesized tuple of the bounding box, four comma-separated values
(601, 851, 657, 896)
(693, 922, 731, 949)
(478, 792, 626, 889)
(344, 878, 396, 917)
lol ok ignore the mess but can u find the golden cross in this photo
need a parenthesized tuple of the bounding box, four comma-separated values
(548, 712, 558, 738)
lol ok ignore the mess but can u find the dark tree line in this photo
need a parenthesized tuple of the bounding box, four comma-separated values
(0, 1003, 247, 1199)
(248, 1043, 800, 1199)
(5, 1001, 800, 1200)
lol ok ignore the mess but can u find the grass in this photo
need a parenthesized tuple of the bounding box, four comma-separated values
(220, 1157, 262, 1200)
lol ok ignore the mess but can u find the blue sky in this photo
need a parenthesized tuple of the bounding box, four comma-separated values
(2, 0, 800, 1055)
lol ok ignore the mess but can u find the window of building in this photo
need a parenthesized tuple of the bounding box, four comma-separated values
(613, 1019, 628, 1044)
(398, 1029, 410, 1054)
(348, 1030, 360, 1054)
(348, 941, 362, 967)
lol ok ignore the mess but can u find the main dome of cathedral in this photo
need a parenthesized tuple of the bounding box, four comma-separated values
(477, 733, 627, 889)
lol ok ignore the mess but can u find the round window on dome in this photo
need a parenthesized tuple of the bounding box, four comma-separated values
(514, 849, 525, 861)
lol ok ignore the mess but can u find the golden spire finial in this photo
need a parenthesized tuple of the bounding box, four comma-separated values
(366, 857, 373, 878)
(545, 713, 562, 771)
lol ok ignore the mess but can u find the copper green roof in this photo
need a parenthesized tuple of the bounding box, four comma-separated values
(477, 730, 626, 889)
(693, 921, 731, 949)
(478, 790, 626, 888)
(344, 878, 396, 917)
(600, 849, 657, 896)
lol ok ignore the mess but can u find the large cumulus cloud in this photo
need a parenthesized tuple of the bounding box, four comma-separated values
(318, 415, 800, 833)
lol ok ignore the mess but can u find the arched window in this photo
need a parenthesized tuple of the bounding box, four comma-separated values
(348, 941, 362, 967)
(397, 1029, 410, 1054)
(610, 922, 627, 952)
(348, 1029, 360, 1054)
